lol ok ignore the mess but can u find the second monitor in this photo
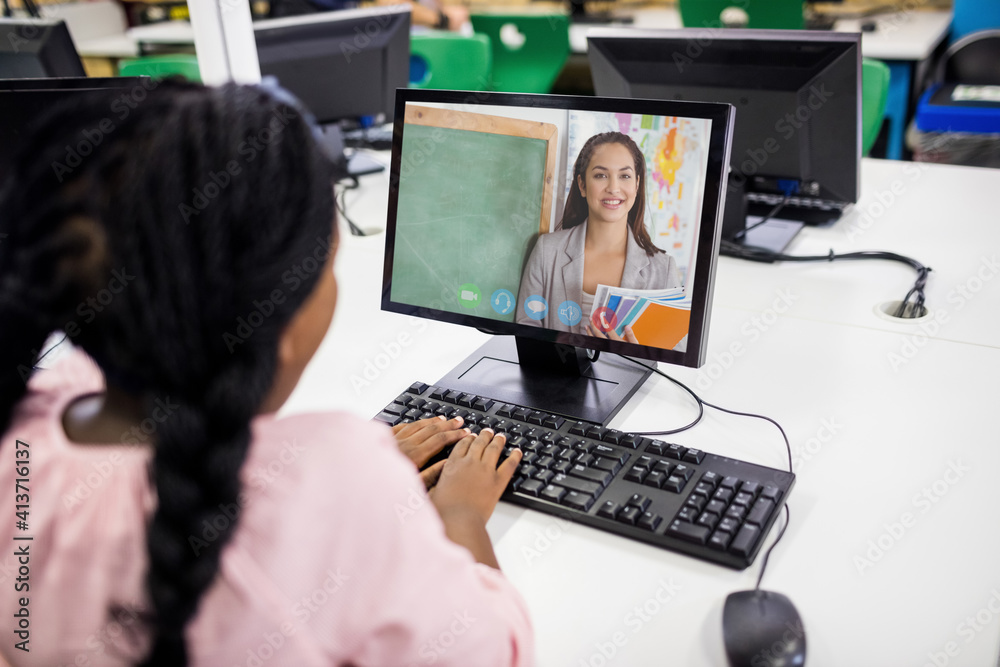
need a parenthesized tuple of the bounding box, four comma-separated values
(588, 28, 861, 249)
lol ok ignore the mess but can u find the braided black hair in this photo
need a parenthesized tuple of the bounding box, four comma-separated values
(0, 80, 337, 664)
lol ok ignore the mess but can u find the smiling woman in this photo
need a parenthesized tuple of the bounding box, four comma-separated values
(515, 131, 682, 337)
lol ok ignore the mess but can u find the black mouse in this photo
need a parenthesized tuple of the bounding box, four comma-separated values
(722, 589, 806, 667)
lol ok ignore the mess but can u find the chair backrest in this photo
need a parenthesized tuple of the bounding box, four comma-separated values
(952, 0, 1000, 43)
(861, 58, 890, 156)
(469, 12, 570, 94)
(409, 32, 491, 90)
(118, 54, 201, 83)
(937, 30, 1000, 85)
(42, 0, 128, 42)
(679, 0, 804, 30)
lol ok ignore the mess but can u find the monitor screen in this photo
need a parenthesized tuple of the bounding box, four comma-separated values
(588, 28, 860, 226)
(382, 89, 733, 423)
(0, 19, 85, 79)
(254, 6, 410, 126)
(0, 77, 149, 185)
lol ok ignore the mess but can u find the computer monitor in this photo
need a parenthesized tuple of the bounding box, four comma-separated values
(382, 89, 734, 424)
(588, 29, 861, 250)
(0, 19, 85, 79)
(254, 6, 410, 127)
(0, 77, 148, 185)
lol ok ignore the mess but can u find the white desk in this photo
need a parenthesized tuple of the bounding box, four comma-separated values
(290, 155, 1000, 666)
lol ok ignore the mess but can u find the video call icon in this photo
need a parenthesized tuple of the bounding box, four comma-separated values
(458, 283, 481, 309)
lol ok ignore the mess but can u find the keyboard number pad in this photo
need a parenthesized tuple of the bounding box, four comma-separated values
(673, 473, 782, 557)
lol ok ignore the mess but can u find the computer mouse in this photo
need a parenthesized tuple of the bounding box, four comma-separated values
(722, 589, 806, 667)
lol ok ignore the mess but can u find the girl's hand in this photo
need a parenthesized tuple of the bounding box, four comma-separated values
(587, 323, 639, 344)
(392, 416, 470, 490)
(430, 429, 522, 526)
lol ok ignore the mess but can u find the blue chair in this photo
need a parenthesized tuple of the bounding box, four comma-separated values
(679, 0, 804, 30)
(952, 0, 1000, 43)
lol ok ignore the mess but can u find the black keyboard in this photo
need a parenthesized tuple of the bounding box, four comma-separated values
(376, 382, 795, 570)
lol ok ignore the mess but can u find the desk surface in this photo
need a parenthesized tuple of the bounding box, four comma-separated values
(295, 155, 1000, 666)
(570, 7, 952, 59)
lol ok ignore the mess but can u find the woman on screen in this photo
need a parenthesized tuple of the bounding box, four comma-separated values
(516, 131, 682, 341)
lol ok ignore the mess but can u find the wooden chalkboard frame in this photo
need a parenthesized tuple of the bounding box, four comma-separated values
(403, 104, 559, 233)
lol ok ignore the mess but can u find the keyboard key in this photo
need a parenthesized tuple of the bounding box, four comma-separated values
(512, 408, 531, 422)
(569, 465, 612, 487)
(627, 493, 651, 512)
(457, 393, 476, 408)
(645, 439, 667, 455)
(682, 448, 705, 464)
(404, 408, 422, 420)
(410, 397, 427, 409)
(624, 465, 647, 483)
(552, 474, 602, 497)
(724, 504, 747, 522)
(534, 469, 554, 485)
(662, 475, 687, 493)
(638, 512, 662, 531)
(602, 429, 625, 445)
(496, 404, 515, 418)
(692, 482, 714, 499)
(733, 491, 754, 507)
(643, 470, 666, 489)
(518, 464, 539, 479)
(542, 415, 565, 429)
(635, 455, 654, 470)
(700, 471, 721, 486)
(541, 484, 567, 504)
(552, 461, 572, 475)
(586, 425, 606, 440)
(408, 382, 429, 394)
(569, 422, 589, 436)
(395, 393, 413, 406)
(576, 453, 596, 468)
(526, 411, 545, 425)
(573, 440, 596, 454)
(652, 460, 674, 475)
(741, 481, 762, 498)
(429, 387, 447, 400)
(708, 530, 733, 551)
(677, 506, 699, 522)
(713, 487, 735, 505)
(444, 390, 462, 403)
(594, 444, 628, 464)
(562, 491, 594, 511)
(617, 506, 641, 525)
(557, 447, 576, 461)
(730, 523, 762, 557)
(685, 495, 707, 512)
(620, 434, 642, 449)
(472, 398, 494, 412)
(717, 517, 741, 534)
(384, 402, 408, 416)
(519, 479, 544, 497)
(672, 464, 693, 481)
(597, 500, 620, 519)
(746, 498, 776, 527)
(375, 412, 402, 426)
(667, 520, 710, 545)
(541, 444, 559, 457)
(696, 512, 719, 530)
(705, 500, 727, 516)
(593, 457, 622, 474)
(720, 476, 740, 490)
(665, 443, 686, 460)
(761, 485, 783, 502)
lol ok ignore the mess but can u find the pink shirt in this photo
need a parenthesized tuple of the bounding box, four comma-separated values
(0, 350, 534, 666)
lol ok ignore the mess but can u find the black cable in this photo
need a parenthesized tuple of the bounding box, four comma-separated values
(618, 356, 704, 435)
(2, 0, 12, 18)
(755, 505, 790, 590)
(733, 195, 790, 241)
(720, 241, 932, 319)
(334, 177, 365, 236)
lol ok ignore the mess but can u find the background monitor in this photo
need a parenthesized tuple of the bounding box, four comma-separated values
(588, 28, 861, 242)
(254, 6, 410, 128)
(382, 89, 734, 424)
(0, 19, 85, 79)
(0, 77, 147, 185)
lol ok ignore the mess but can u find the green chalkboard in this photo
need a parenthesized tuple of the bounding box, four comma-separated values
(391, 121, 552, 323)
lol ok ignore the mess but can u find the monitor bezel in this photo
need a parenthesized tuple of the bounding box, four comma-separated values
(381, 89, 734, 369)
(0, 19, 85, 79)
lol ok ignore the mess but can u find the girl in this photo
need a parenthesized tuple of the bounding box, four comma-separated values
(0, 81, 530, 665)
(516, 131, 681, 340)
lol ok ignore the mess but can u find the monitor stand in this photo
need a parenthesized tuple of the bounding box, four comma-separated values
(720, 179, 804, 255)
(434, 335, 652, 426)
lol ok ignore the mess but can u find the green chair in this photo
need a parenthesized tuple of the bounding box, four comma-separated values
(679, 0, 804, 30)
(118, 54, 201, 83)
(409, 32, 492, 90)
(862, 58, 891, 156)
(469, 12, 570, 93)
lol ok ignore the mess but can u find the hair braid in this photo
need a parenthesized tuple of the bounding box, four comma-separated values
(0, 81, 337, 665)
